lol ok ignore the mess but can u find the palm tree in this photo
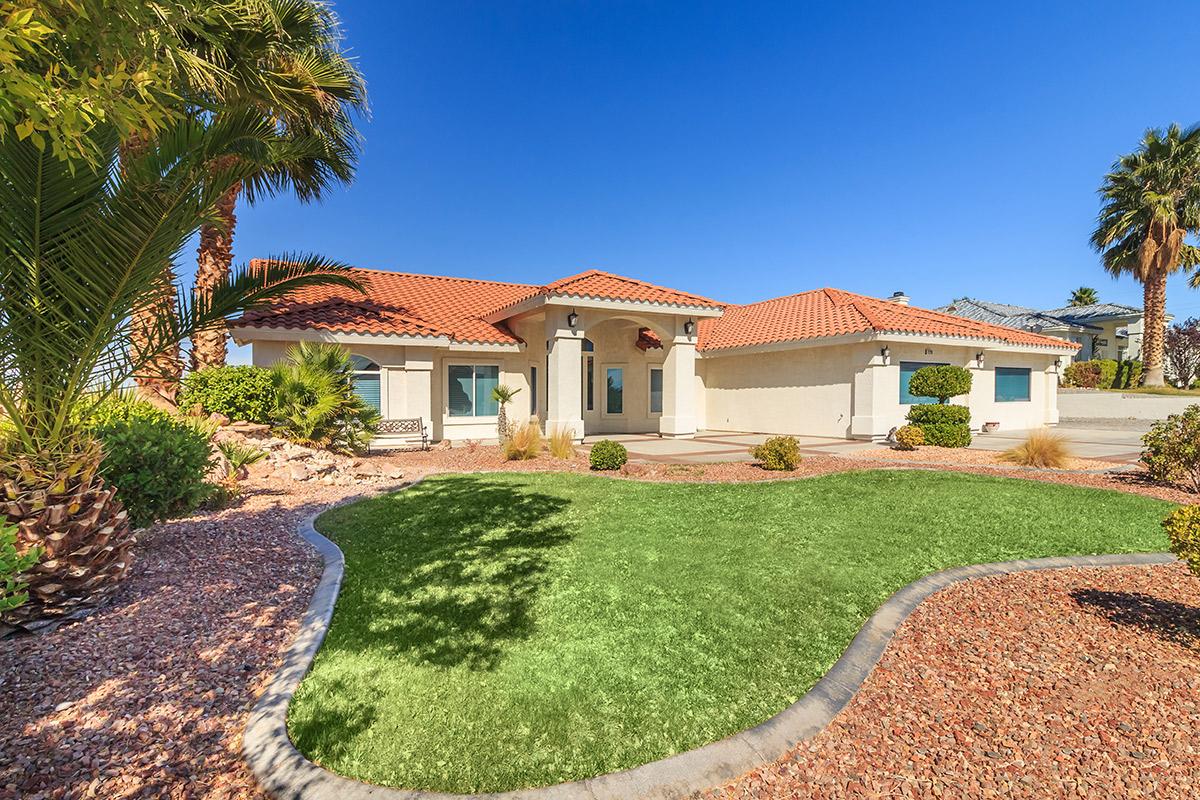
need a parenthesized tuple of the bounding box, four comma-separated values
(0, 113, 362, 629)
(491, 385, 522, 440)
(1068, 286, 1099, 307)
(189, 0, 367, 373)
(1091, 124, 1200, 386)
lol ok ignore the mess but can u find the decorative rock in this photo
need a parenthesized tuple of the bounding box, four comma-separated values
(206, 412, 231, 427)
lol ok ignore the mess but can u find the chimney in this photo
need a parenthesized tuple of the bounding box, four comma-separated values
(885, 290, 910, 306)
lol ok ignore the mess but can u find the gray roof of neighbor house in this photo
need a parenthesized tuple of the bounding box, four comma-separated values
(1040, 302, 1143, 321)
(935, 298, 1104, 333)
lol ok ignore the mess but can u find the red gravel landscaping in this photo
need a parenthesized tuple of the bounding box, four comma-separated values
(1, 451, 1197, 799)
(698, 563, 1200, 800)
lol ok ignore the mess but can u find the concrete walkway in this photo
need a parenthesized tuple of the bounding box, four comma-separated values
(582, 432, 880, 464)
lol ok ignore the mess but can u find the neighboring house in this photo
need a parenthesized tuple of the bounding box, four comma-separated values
(231, 264, 1077, 443)
(936, 298, 1156, 362)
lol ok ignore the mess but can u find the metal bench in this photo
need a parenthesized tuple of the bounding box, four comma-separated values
(370, 417, 429, 452)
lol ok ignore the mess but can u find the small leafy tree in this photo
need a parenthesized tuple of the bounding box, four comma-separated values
(270, 342, 380, 453)
(491, 385, 521, 439)
(1163, 505, 1200, 577)
(908, 365, 972, 403)
(1141, 405, 1200, 491)
(1165, 318, 1200, 387)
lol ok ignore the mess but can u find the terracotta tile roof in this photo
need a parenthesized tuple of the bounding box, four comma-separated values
(235, 262, 539, 344)
(543, 270, 722, 309)
(635, 327, 663, 351)
(697, 288, 1079, 352)
(235, 264, 1076, 353)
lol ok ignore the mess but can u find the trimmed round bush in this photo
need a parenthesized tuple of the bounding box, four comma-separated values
(908, 365, 971, 403)
(893, 424, 924, 450)
(1141, 405, 1200, 492)
(179, 365, 277, 424)
(749, 436, 801, 470)
(905, 404, 970, 426)
(589, 440, 628, 471)
(94, 412, 215, 528)
(1162, 505, 1200, 577)
(918, 423, 972, 448)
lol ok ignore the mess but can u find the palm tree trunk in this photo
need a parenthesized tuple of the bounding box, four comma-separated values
(121, 135, 183, 409)
(191, 176, 241, 372)
(1142, 270, 1168, 386)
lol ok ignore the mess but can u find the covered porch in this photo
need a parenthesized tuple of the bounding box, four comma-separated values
(502, 301, 721, 441)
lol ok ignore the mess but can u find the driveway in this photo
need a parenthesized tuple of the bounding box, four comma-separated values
(971, 423, 1145, 464)
(589, 426, 1146, 465)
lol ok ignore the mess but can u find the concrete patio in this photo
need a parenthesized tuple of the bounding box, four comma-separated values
(586, 425, 1146, 465)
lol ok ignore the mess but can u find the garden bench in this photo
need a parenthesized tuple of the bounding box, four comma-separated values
(370, 417, 429, 452)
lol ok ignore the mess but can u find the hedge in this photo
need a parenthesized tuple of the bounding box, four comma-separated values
(1062, 359, 1143, 390)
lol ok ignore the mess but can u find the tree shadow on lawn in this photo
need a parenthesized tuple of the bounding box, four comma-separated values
(324, 475, 575, 672)
(1071, 588, 1200, 650)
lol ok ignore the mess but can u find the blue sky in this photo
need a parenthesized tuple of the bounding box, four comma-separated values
(199, 1, 1200, 360)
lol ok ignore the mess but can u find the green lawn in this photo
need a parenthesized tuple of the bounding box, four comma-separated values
(290, 471, 1172, 792)
(1102, 385, 1200, 396)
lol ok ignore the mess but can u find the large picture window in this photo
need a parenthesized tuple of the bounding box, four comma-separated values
(899, 361, 947, 405)
(349, 355, 381, 414)
(649, 367, 663, 414)
(448, 364, 500, 417)
(606, 367, 623, 414)
(995, 367, 1032, 402)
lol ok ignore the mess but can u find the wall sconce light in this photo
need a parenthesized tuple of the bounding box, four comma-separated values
(1055, 357, 1064, 371)
(567, 311, 578, 328)
(881, 345, 890, 362)
(683, 319, 695, 336)
(975, 351, 985, 366)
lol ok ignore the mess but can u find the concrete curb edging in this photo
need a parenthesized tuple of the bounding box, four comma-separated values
(243, 484, 1177, 800)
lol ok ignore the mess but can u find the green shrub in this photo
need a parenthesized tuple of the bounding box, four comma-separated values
(94, 413, 216, 527)
(1062, 360, 1101, 388)
(1163, 505, 1200, 577)
(906, 403, 970, 448)
(1141, 405, 1200, 492)
(893, 425, 924, 450)
(589, 440, 628, 471)
(0, 521, 41, 614)
(750, 436, 801, 470)
(908, 365, 972, 403)
(179, 366, 277, 423)
(1063, 359, 1143, 389)
(271, 342, 380, 453)
(1114, 359, 1143, 389)
(905, 404, 970, 425)
(919, 423, 972, 448)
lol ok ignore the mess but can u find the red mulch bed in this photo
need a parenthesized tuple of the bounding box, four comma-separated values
(0, 450, 1197, 799)
(698, 563, 1200, 799)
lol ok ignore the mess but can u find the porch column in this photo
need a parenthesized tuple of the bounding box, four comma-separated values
(659, 318, 697, 438)
(849, 346, 895, 439)
(405, 351, 434, 435)
(545, 311, 584, 441)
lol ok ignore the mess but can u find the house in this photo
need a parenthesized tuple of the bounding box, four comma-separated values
(936, 298, 1154, 362)
(231, 264, 1078, 443)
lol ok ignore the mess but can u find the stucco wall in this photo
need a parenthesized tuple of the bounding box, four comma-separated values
(698, 343, 859, 437)
(698, 340, 1061, 438)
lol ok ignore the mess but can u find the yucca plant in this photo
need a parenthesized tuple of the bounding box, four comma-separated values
(0, 115, 362, 630)
(491, 384, 522, 440)
(270, 342, 380, 453)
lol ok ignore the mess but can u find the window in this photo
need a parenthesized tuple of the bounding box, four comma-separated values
(606, 367, 623, 414)
(649, 367, 663, 414)
(899, 361, 946, 405)
(995, 367, 1031, 402)
(530, 366, 538, 415)
(583, 355, 595, 411)
(349, 355, 381, 414)
(448, 364, 499, 417)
